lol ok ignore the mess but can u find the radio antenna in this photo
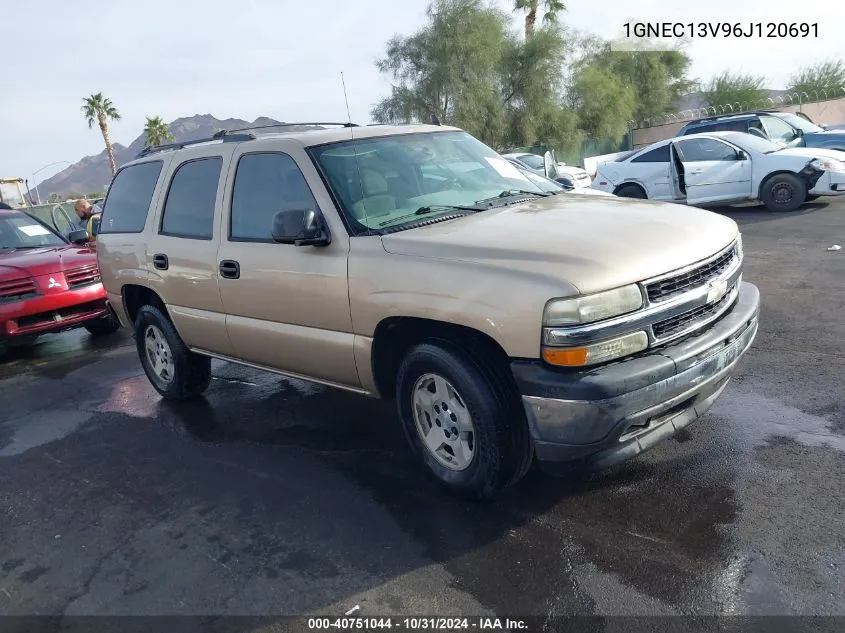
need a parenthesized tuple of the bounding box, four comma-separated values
(341, 72, 353, 125)
(341, 72, 370, 231)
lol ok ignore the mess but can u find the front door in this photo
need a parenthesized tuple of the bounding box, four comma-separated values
(674, 138, 752, 205)
(216, 145, 358, 388)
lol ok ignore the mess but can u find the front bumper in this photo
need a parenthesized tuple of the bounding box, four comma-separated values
(0, 282, 108, 339)
(512, 282, 760, 472)
(809, 170, 845, 196)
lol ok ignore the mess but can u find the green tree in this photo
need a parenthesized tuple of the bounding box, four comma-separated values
(787, 59, 845, 98)
(571, 65, 636, 139)
(143, 116, 175, 147)
(574, 41, 695, 122)
(81, 92, 122, 176)
(372, 0, 574, 152)
(701, 71, 768, 110)
(513, 0, 565, 40)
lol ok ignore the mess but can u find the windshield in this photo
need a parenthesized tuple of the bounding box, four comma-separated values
(777, 113, 823, 134)
(309, 131, 545, 231)
(0, 212, 66, 249)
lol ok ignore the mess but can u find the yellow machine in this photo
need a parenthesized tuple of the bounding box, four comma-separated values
(0, 178, 28, 208)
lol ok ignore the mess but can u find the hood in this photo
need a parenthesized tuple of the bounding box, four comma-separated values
(381, 195, 738, 295)
(775, 147, 845, 161)
(556, 164, 589, 177)
(0, 245, 98, 280)
(806, 130, 845, 143)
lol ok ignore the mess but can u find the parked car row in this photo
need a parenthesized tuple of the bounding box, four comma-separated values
(588, 112, 845, 212)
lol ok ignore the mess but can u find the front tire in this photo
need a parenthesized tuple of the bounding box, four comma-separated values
(134, 305, 211, 401)
(395, 343, 532, 500)
(84, 314, 121, 336)
(762, 173, 806, 212)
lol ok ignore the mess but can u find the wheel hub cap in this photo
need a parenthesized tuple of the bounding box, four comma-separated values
(144, 325, 175, 384)
(773, 183, 793, 205)
(411, 373, 475, 471)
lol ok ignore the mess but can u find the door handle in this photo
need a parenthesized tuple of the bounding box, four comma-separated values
(219, 260, 240, 279)
(688, 169, 703, 175)
(153, 254, 169, 270)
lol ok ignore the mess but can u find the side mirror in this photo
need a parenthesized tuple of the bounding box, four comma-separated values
(87, 214, 101, 240)
(68, 229, 89, 245)
(271, 209, 330, 246)
(555, 177, 575, 188)
(795, 128, 804, 138)
(736, 151, 748, 161)
(748, 128, 766, 139)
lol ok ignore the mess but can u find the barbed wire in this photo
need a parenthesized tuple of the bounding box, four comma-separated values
(627, 86, 845, 130)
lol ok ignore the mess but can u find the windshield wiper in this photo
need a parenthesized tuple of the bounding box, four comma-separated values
(377, 204, 479, 227)
(475, 189, 549, 206)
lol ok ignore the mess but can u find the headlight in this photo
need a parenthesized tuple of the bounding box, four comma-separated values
(543, 284, 643, 326)
(810, 158, 845, 172)
(542, 331, 649, 367)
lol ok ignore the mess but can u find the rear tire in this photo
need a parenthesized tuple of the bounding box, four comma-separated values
(84, 314, 121, 336)
(134, 304, 211, 401)
(761, 173, 806, 212)
(615, 184, 647, 199)
(395, 342, 532, 500)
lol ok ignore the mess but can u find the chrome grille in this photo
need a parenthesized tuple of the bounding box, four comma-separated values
(65, 265, 101, 289)
(646, 245, 738, 303)
(652, 284, 737, 340)
(0, 277, 37, 303)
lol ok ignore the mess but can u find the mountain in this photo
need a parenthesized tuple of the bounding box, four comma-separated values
(32, 114, 319, 199)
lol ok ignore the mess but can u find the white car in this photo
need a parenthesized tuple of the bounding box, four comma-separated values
(503, 152, 593, 188)
(591, 131, 845, 212)
(513, 163, 614, 196)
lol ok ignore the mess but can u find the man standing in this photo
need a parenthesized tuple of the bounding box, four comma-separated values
(72, 198, 101, 235)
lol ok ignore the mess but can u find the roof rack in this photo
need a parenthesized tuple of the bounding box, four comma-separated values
(136, 133, 255, 158)
(215, 122, 359, 136)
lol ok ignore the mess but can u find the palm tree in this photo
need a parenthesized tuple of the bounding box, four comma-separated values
(143, 116, 175, 148)
(514, 0, 566, 39)
(81, 93, 122, 175)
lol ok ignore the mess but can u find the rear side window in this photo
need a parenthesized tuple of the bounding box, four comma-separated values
(230, 152, 318, 242)
(160, 157, 222, 240)
(99, 161, 163, 234)
(631, 144, 669, 162)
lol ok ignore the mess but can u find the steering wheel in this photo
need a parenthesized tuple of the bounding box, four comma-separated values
(51, 204, 75, 234)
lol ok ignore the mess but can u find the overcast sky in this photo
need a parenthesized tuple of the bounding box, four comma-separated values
(3, 0, 843, 183)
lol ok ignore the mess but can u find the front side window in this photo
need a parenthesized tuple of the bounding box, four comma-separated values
(677, 139, 739, 162)
(230, 152, 318, 241)
(160, 157, 222, 239)
(308, 131, 543, 232)
(0, 212, 66, 250)
(761, 116, 798, 142)
(100, 161, 163, 234)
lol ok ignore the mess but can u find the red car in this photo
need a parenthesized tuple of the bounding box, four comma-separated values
(0, 207, 119, 354)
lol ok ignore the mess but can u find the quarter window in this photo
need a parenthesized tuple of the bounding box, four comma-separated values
(631, 144, 670, 162)
(230, 153, 318, 242)
(677, 139, 738, 162)
(99, 161, 163, 234)
(160, 157, 222, 240)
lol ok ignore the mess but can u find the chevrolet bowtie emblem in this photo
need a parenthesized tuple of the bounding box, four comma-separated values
(706, 279, 728, 304)
(47, 277, 61, 289)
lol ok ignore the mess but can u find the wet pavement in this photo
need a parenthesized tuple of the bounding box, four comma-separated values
(1, 201, 844, 618)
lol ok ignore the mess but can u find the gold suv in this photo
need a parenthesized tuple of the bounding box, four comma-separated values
(96, 123, 760, 499)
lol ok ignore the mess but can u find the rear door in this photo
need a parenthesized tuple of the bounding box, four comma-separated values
(216, 141, 358, 388)
(673, 138, 752, 205)
(627, 143, 674, 200)
(145, 146, 236, 356)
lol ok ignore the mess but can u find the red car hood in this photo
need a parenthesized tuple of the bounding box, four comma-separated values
(0, 246, 98, 280)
